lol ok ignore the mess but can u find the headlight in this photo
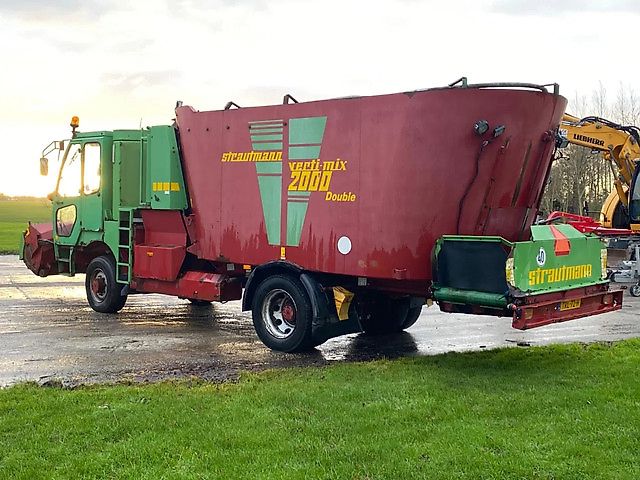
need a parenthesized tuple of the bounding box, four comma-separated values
(506, 257, 515, 285)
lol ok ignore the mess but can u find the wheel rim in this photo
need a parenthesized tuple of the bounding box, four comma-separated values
(261, 289, 297, 339)
(89, 268, 108, 303)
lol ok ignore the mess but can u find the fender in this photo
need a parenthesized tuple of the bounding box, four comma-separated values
(242, 262, 362, 344)
(242, 260, 303, 311)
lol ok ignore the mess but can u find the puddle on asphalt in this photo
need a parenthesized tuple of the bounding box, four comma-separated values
(317, 331, 421, 362)
(120, 320, 194, 327)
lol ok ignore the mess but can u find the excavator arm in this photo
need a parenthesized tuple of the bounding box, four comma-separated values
(559, 113, 640, 186)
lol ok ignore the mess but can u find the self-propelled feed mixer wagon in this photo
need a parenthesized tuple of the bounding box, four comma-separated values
(22, 80, 622, 352)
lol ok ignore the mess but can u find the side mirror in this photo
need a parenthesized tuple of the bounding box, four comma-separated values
(40, 157, 48, 176)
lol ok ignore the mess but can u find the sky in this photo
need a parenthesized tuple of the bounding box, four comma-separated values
(1, 0, 639, 196)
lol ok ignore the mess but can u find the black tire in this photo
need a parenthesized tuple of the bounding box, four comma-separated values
(399, 305, 423, 331)
(251, 274, 314, 352)
(631, 284, 640, 297)
(85, 256, 127, 313)
(359, 296, 409, 335)
(188, 299, 212, 306)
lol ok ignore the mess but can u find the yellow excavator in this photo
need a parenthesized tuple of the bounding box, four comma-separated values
(553, 114, 640, 296)
(557, 114, 640, 229)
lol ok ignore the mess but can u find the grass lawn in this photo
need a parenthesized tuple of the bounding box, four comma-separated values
(1, 340, 639, 479)
(0, 198, 50, 254)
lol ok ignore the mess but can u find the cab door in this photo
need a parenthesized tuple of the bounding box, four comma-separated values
(80, 141, 104, 233)
(53, 142, 83, 249)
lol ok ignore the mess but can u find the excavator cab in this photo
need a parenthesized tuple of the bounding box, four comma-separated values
(628, 168, 640, 230)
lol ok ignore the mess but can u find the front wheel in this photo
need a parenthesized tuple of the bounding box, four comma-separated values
(85, 256, 127, 313)
(251, 275, 314, 352)
(630, 284, 640, 297)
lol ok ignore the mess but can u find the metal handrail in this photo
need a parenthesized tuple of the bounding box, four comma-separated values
(448, 77, 559, 95)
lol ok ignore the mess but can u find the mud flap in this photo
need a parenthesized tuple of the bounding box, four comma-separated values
(299, 273, 362, 345)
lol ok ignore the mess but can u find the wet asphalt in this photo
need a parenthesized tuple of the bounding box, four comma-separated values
(1, 255, 639, 387)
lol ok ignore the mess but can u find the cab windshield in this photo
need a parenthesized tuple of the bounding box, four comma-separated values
(55, 142, 102, 197)
(57, 143, 82, 197)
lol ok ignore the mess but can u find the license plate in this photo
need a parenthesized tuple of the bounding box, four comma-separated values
(560, 299, 581, 311)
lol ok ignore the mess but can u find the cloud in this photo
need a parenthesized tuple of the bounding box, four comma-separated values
(101, 70, 183, 91)
(174, 0, 268, 10)
(490, 0, 640, 15)
(0, 0, 86, 11)
(0, 0, 122, 21)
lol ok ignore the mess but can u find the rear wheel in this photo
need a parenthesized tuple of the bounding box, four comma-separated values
(359, 297, 423, 334)
(252, 275, 314, 352)
(85, 256, 127, 313)
(359, 296, 409, 335)
(630, 284, 640, 297)
(399, 305, 423, 330)
(188, 299, 212, 306)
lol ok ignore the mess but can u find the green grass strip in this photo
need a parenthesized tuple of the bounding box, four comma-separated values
(1, 340, 639, 479)
(0, 198, 50, 254)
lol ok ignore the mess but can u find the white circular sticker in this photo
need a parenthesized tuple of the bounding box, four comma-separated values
(536, 247, 546, 267)
(337, 236, 352, 255)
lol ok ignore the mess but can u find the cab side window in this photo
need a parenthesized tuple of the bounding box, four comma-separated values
(56, 205, 77, 237)
(83, 143, 101, 195)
